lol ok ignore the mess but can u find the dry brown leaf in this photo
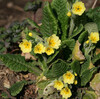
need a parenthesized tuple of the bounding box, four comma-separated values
(21, 53, 37, 60)
(72, 40, 85, 61)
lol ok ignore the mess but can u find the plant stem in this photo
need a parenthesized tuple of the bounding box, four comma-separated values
(69, 18, 75, 37)
(92, 0, 98, 9)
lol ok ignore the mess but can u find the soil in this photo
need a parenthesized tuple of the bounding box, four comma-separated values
(0, 0, 100, 99)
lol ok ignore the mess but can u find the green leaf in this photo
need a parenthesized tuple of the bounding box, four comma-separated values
(40, 2, 57, 37)
(71, 60, 80, 75)
(10, 80, 27, 96)
(1, 92, 8, 98)
(84, 22, 98, 33)
(0, 54, 42, 76)
(83, 91, 98, 99)
(37, 80, 51, 90)
(45, 59, 69, 79)
(78, 31, 88, 43)
(61, 39, 75, 50)
(52, 0, 68, 40)
(27, 18, 39, 28)
(47, 50, 59, 64)
(69, 24, 83, 39)
(81, 67, 97, 86)
(87, 7, 100, 31)
(92, 53, 100, 64)
(81, 56, 91, 76)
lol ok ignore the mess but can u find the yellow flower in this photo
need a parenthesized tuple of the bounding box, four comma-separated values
(88, 32, 99, 43)
(47, 34, 61, 49)
(72, 1, 86, 16)
(74, 80, 78, 85)
(63, 71, 75, 84)
(74, 73, 77, 76)
(28, 32, 33, 37)
(60, 87, 72, 99)
(19, 39, 32, 53)
(54, 80, 64, 90)
(45, 47, 54, 55)
(67, 11, 72, 17)
(34, 43, 45, 54)
(85, 40, 89, 44)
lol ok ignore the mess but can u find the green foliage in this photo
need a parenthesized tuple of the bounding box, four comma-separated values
(45, 59, 69, 79)
(80, 67, 97, 86)
(51, 0, 69, 40)
(81, 56, 91, 75)
(71, 60, 80, 75)
(40, 2, 58, 37)
(26, 18, 39, 28)
(92, 53, 100, 64)
(0, 21, 27, 53)
(47, 51, 59, 64)
(87, 7, 100, 31)
(69, 24, 83, 39)
(24, 1, 42, 12)
(84, 22, 98, 33)
(1, 92, 8, 99)
(78, 31, 88, 43)
(9, 80, 27, 96)
(61, 39, 75, 60)
(61, 39, 75, 50)
(0, 54, 42, 76)
(83, 91, 97, 99)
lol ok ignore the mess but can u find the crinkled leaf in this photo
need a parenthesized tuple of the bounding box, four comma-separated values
(69, 24, 83, 39)
(84, 22, 98, 33)
(10, 80, 27, 96)
(0, 54, 42, 76)
(81, 67, 97, 86)
(45, 59, 69, 79)
(71, 60, 80, 75)
(51, 0, 68, 40)
(40, 2, 57, 37)
(87, 7, 100, 31)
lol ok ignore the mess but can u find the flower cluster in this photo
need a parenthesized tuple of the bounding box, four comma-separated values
(53, 71, 77, 99)
(34, 34, 61, 55)
(19, 34, 61, 55)
(86, 32, 99, 44)
(67, 1, 86, 17)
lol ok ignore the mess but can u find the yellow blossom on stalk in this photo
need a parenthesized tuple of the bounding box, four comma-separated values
(45, 47, 54, 55)
(60, 87, 72, 99)
(63, 71, 75, 84)
(28, 32, 33, 37)
(47, 34, 61, 49)
(85, 40, 89, 44)
(72, 1, 86, 16)
(34, 43, 45, 54)
(74, 80, 78, 85)
(88, 32, 99, 43)
(54, 80, 64, 90)
(19, 39, 32, 53)
(67, 11, 72, 17)
(74, 73, 77, 76)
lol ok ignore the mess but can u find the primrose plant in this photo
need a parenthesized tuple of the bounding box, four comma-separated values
(0, 0, 100, 99)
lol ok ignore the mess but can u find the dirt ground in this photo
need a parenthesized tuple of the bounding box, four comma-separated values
(0, 0, 100, 99)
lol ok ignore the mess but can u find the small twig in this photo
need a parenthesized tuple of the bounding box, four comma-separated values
(10, 49, 20, 54)
(92, 0, 98, 9)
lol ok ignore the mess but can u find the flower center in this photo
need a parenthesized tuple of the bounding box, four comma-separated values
(66, 73, 72, 79)
(75, 6, 82, 12)
(49, 39, 56, 47)
(24, 42, 30, 48)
